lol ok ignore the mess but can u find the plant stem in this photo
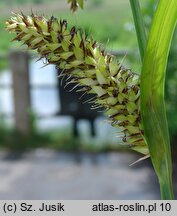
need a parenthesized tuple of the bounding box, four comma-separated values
(141, 0, 177, 199)
(129, 0, 147, 62)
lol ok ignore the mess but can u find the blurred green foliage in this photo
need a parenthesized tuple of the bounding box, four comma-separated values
(0, 0, 139, 70)
(0, 125, 127, 153)
(0, 0, 49, 6)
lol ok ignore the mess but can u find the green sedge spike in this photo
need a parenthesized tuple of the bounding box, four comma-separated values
(6, 13, 148, 155)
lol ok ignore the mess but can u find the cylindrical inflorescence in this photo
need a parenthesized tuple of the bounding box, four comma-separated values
(6, 13, 148, 155)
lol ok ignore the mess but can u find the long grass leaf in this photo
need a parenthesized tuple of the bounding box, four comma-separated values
(141, 0, 177, 199)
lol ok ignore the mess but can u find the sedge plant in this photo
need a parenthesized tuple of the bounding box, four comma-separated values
(6, 0, 177, 199)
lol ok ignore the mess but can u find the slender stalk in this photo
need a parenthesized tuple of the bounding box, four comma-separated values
(129, 0, 147, 62)
(141, 0, 177, 199)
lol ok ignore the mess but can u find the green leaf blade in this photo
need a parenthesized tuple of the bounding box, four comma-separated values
(129, 0, 147, 63)
(141, 0, 177, 199)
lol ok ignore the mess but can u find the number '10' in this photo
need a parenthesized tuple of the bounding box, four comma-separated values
(160, 203, 171, 211)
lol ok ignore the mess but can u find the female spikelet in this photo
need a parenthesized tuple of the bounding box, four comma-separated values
(6, 13, 148, 155)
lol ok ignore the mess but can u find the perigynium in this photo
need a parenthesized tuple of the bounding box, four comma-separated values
(6, 13, 148, 155)
(67, 0, 84, 12)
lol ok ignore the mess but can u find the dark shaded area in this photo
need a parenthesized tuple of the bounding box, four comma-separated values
(57, 68, 102, 137)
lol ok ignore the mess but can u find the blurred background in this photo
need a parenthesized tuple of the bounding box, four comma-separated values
(0, 0, 176, 199)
